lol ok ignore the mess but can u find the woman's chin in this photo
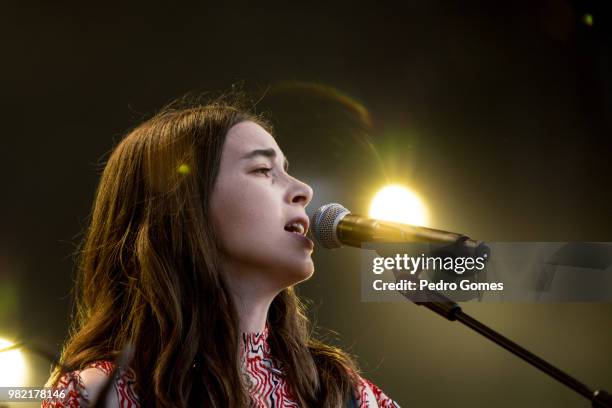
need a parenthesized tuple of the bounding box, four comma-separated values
(280, 259, 315, 286)
(297, 263, 315, 282)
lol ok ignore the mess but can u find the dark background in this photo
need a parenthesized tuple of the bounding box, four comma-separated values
(1, 1, 612, 407)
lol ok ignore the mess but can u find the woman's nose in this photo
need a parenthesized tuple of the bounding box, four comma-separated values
(290, 178, 314, 207)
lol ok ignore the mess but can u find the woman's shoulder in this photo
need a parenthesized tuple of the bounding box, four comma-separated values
(354, 374, 401, 408)
(41, 360, 139, 408)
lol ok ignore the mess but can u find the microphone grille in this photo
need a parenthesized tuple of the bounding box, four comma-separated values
(310, 203, 351, 249)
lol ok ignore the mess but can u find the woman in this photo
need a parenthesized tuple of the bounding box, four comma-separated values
(42, 98, 400, 407)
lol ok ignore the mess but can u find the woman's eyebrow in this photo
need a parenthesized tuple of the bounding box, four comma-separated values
(241, 148, 289, 171)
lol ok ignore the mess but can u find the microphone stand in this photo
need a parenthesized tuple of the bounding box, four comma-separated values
(311, 203, 610, 405)
(396, 285, 612, 407)
(360, 219, 612, 406)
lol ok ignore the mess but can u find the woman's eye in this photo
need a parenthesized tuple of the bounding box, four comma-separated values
(254, 167, 272, 176)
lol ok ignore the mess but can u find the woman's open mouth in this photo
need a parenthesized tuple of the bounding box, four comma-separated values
(284, 219, 314, 250)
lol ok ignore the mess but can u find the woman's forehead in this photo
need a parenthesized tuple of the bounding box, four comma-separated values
(225, 121, 283, 158)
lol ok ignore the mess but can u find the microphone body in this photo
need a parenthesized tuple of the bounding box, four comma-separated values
(310, 203, 488, 257)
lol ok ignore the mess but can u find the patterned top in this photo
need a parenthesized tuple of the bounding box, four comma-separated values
(42, 327, 400, 407)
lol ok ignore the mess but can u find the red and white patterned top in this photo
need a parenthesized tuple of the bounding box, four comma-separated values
(42, 327, 400, 407)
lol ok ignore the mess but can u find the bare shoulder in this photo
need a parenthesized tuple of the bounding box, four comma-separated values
(79, 364, 120, 407)
(41, 361, 138, 408)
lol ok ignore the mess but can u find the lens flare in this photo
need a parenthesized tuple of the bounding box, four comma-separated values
(0, 338, 27, 386)
(369, 185, 428, 226)
(177, 163, 190, 175)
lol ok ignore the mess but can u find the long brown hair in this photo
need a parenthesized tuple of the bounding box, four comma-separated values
(55, 97, 360, 407)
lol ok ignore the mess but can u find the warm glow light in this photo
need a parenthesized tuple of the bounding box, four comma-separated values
(0, 338, 27, 386)
(369, 185, 428, 226)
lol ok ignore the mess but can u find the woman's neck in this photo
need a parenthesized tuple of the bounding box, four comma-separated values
(232, 289, 274, 333)
(222, 261, 281, 333)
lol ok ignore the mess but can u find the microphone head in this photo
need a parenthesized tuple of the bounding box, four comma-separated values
(309, 203, 351, 249)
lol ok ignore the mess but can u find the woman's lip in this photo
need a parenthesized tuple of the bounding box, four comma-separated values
(286, 230, 314, 250)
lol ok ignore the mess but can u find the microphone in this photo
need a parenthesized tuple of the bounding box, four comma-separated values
(309, 203, 489, 258)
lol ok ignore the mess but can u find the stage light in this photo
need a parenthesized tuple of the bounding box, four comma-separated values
(583, 13, 593, 27)
(0, 338, 27, 386)
(369, 185, 428, 226)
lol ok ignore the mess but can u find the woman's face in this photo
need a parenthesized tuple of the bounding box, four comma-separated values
(210, 121, 315, 290)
